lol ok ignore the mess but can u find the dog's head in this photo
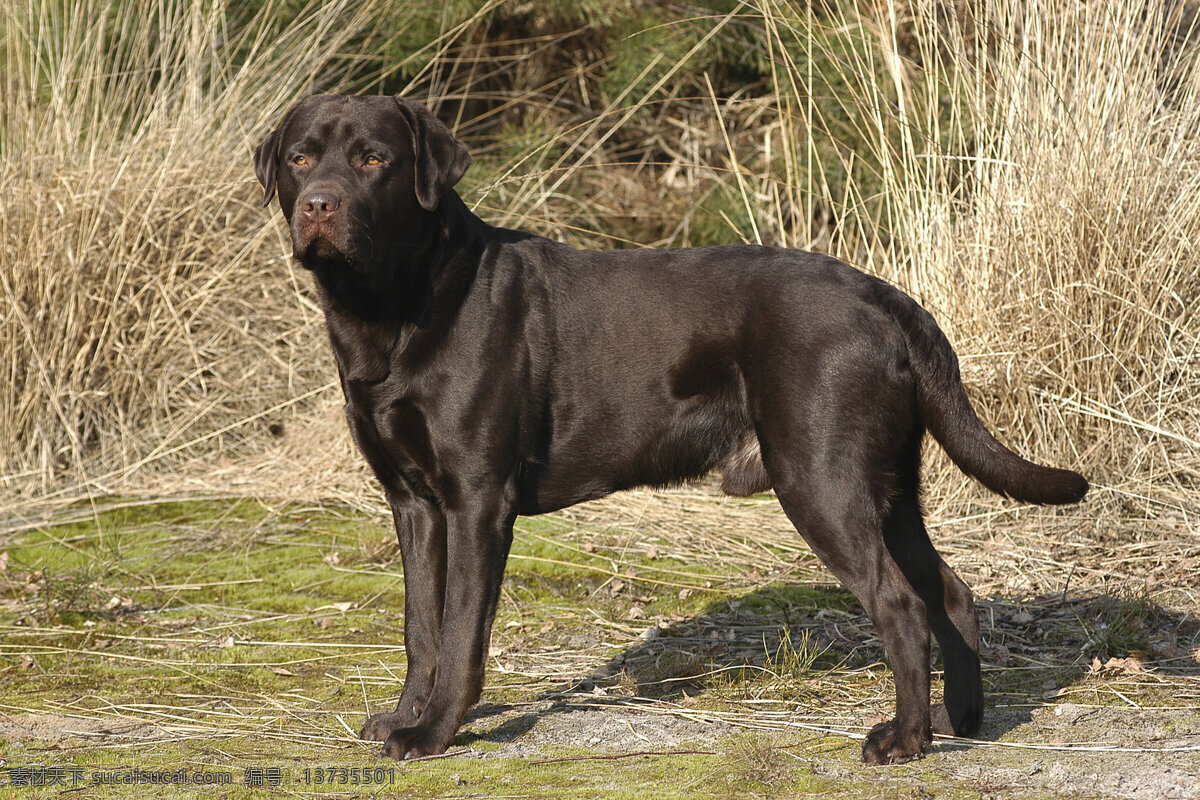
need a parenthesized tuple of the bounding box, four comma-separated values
(254, 95, 471, 274)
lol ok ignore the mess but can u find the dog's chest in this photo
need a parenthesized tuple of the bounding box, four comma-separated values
(342, 380, 446, 501)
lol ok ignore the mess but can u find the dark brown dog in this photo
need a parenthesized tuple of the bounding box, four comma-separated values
(254, 94, 1087, 764)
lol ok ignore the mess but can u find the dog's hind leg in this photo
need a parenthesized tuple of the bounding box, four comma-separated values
(768, 461, 935, 764)
(750, 311, 943, 763)
(881, 481, 983, 738)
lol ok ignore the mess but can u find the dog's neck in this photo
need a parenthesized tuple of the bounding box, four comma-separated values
(311, 192, 487, 383)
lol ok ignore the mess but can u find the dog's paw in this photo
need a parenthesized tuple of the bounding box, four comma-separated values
(862, 719, 931, 765)
(360, 711, 416, 742)
(381, 725, 452, 760)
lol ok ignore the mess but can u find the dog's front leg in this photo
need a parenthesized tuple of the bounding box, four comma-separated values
(377, 502, 515, 759)
(360, 498, 447, 742)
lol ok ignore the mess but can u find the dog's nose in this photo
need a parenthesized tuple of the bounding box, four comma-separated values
(301, 191, 340, 222)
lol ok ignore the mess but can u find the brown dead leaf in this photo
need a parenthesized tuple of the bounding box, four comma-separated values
(1091, 655, 1146, 674)
(1105, 655, 1145, 674)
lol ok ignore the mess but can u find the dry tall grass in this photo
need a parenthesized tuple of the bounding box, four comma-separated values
(0, 0, 427, 499)
(1, 0, 1197, 522)
(795, 0, 1200, 517)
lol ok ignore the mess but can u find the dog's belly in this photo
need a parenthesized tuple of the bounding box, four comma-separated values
(517, 383, 756, 513)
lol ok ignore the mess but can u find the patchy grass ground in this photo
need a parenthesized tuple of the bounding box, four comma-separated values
(1, 491, 1198, 798)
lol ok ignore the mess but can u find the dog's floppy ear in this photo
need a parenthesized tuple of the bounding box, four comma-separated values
(254, 127, 283, 207)
(394, 97, 472, 212)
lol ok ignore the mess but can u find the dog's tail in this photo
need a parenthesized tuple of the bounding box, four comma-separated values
(874, 281, 1088, 505)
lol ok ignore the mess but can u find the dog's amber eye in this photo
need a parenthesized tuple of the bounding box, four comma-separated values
(292, 154, 308, 166)
(365, 155, 383, 167)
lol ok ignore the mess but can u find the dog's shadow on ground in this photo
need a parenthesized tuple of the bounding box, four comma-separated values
(461, 583, 1200, 749)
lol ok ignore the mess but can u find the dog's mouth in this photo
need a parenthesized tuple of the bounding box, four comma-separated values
(293, 222, 362, 271)
(298, 234, 347, 263)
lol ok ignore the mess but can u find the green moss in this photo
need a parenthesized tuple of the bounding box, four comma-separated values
(2, 498, 1189, 799)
